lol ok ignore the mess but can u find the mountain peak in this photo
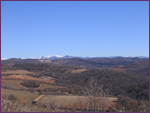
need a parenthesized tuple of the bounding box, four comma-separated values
(1, 58, 8, 60)
(38, 55, 71, 59)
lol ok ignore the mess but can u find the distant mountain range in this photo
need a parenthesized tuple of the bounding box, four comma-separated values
(38, 55, 90, 60)
(38, 55, 74, 59)
(1, 55, 149, 60)
(1, 55, 149, 69)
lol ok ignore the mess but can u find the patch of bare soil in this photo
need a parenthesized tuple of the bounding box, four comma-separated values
(71, 69, 86, 73)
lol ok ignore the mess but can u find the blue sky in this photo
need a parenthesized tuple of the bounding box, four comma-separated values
(1, 1, 149, 59)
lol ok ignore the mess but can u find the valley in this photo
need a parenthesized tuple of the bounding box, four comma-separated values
(1, 57, 149, 112)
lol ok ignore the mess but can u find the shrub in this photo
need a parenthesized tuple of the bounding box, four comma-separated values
(7, 94, 19, 102)
(117, 95, 141, 112)
(21, 80, 40, 88)
(29, 88, 36, 93)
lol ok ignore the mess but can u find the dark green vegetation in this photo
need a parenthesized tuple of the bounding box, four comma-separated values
(21, 80, 40, 88)
(1, 57, 149, 112)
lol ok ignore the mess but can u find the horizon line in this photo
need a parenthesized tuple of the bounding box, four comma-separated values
(1, 55, 149, 60)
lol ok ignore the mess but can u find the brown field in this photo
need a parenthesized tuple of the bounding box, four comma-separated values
(1, 88, 39, 103)
(2, 75, 55, 84)
(1, 70, 33, 75)
(40, 76, 55, 81)
(36, 95, 118, 110)
(1, 79, 62, 90)
(71, 69, 86, 74)
(1, 80, 28, 90)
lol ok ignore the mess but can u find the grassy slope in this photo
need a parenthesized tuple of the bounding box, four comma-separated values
(2, 75, 55, 84)
(1, 79, 63, 90)
(1, 88, 39, 103)
(1, 70, 33, 75)
(1, 80, 28, 90)
(37, 95, 118, 109)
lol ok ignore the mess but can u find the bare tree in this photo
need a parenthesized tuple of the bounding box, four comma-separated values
(81, 77, 126, 112)
(47, 97, 59, 112)
(82, 77, 109, 112)
(140, 100, 149, 112)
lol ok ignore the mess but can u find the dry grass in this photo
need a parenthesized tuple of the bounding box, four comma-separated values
(36, 95, 118, 109)
(2, 75, 55, 84)
(1, 88, 39, 104)
(1, 70, 33, 75)
(1, 79, 61, 90)
(1, 98, 55, 112)
(1, 80, 28, 90)
(71, 69, 86, 74)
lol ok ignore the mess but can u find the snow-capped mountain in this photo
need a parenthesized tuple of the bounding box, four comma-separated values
(38, 55, 74, 59)
(2, 55, 148, 60)
(1, 58, 8, 60)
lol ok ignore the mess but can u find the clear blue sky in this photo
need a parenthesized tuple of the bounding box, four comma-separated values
(1, 1, 149, 59)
